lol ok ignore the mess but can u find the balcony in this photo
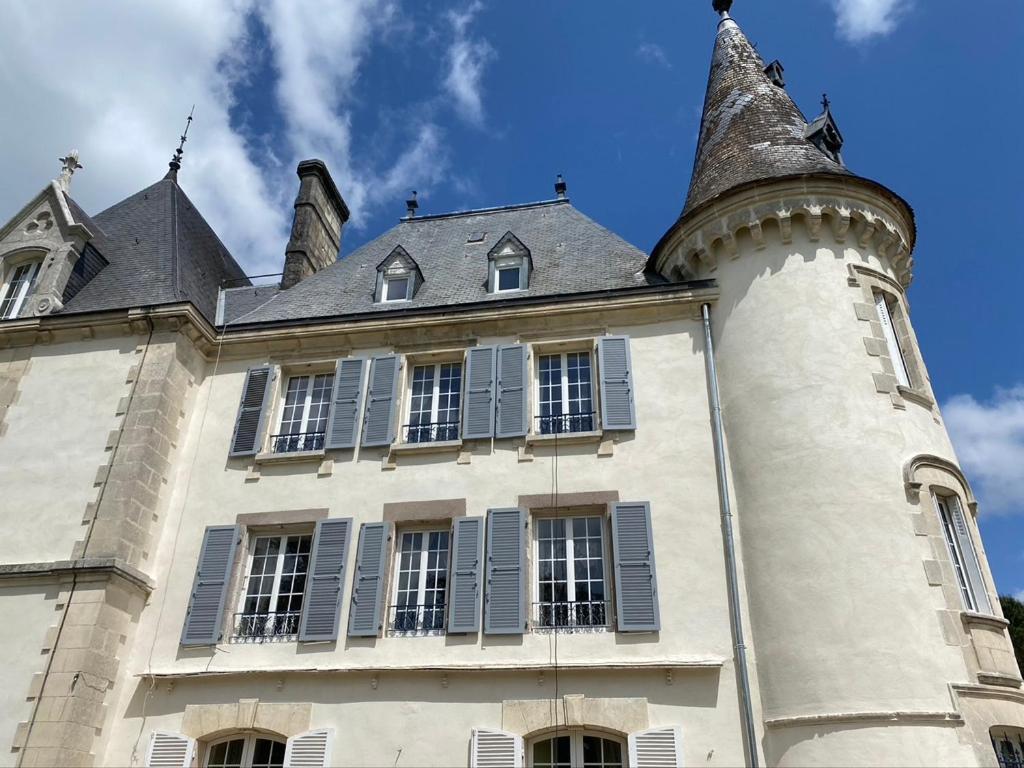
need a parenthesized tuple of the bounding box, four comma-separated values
(231, 611, 302, 642)
(534, 600, 610, 632)
(388, 603, 447, 635)
(537, 412, 596, 435)
(270, 431, 325, 454)
(403, 421, 460, 444)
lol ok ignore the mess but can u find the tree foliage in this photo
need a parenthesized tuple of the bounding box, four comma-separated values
(1000, 595, 1024, 672)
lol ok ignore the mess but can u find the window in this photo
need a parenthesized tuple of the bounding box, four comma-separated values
(874, 291, 910, 388)
(271, 373, 334, 453)
(0, 261, 40, 319)
(404, 362, 463, 442)
(537, 352, 595, 434)
(535, 517, 608, 629)
(233, 534, 312, 641)
(935, 495, 982, 612)
(993, 727, 1024, 768)
(205, 735, 286, 768)
(496, 261, 522, 292)
(383, 274, 410, 302)
(530, 733, 624, 768)
(389, 529, 450, 634)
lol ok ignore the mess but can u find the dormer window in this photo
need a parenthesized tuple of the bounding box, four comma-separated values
(487, 232, 532, 294)
(375, 245, 423, 304)
(383, 274, 411, 302)
(0, 259, 41, 319)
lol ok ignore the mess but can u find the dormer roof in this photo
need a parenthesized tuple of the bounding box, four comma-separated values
(487, 231, 533, 272)
(376, 244, 423, 280)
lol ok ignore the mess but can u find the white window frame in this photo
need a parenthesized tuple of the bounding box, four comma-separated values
(492, 256, 525, 293)
(204, 733, 287, 768)
(527, 730, 626, 768)
(382, 272, 411, 303)
(402, 359, 464, 443)
(234, 533, 313, 639)
(273, 372, 334, 452)
(874, 291, 910, 388)
(532, 515, 610, 631)
(934, 494, 980, 612)
(389, 527, 452, 635)
(0, 259, 41, 319)
(534, 349, 597, 434)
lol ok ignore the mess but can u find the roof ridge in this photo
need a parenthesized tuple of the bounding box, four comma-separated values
(403, 198, 569, 222)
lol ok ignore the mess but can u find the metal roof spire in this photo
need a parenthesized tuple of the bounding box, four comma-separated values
(164, 106, 195, 182)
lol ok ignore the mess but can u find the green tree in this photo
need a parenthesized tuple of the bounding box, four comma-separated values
(1000, 595, 1024, 673)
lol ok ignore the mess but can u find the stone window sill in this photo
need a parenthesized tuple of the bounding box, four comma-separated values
(526, 430, 604, 446)
(389, 439, 463, 455)
(897, 385, 934, 409)
(254, 449, 326, 465)
(977, 671, 1023, 689)
(960, 611, 1010, 631)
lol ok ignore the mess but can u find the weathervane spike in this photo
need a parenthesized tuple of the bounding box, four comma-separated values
(712, 0, 733, 17)
(821, 93, 831, 112)
(165, 105, 195, 181)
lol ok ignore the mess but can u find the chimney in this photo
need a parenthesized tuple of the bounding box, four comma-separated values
(281, 159, 350, 290)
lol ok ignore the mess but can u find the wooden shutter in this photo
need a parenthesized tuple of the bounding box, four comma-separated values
(495, 345, 528, 438)
(146, 731, 195, 768)
(470, 728, 524, 768)
(361, 356, 400, 447)
(448, 516, 484, 633)
(948, 497, 992, 614)
(325, 358, 366, 449)
(284, 728, 333, 768)
(298, 518, 353, 642)
(874, 292, 910, 387)
(229, 366, 275, 456)
(348, 522, 391, 637)
(628, 727, 682, 768)
(612, 502, 660, 632)
(484, 508, 526, 634)
(463, 346, 496, 439)
(598, 336, 637, 430)
(180, 526, 239, 646)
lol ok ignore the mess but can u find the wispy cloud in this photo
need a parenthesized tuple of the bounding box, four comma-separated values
(636, 42, 672, 70)
(830, 0, 912, 43)
(443, 1, 494, 126)
(1015, 590, 1024, 603)
(944, 385, 1024, 515)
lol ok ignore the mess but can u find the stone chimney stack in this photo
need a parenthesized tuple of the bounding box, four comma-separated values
(281, 159, 350, 290)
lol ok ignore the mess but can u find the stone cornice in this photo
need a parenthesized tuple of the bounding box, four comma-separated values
(0, 557, 154, 594)
(652, 175, 916, 288)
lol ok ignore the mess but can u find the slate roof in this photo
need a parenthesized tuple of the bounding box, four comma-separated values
(682, 15, 850, 217)
(222, 199, 657, 327)
(59, 178, 248, 323)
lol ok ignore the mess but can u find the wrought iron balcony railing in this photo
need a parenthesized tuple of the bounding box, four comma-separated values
(231, 611, 302, 642)
(534, 600, 610, 631)
(388, 603, 447, 634)
(403, 420, 460, 444)
(270, 431, 325, 453)
(536, 411, 596, 435)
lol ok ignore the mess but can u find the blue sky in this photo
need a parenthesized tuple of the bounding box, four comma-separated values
(1, 1, 1022, 596)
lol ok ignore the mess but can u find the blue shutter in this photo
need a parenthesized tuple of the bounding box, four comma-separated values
(361, 356, 399, 447)
(448, 517, 484, 633)
(598, 336, 637, 430)
(348, 522, 391, 637)
(484, 508, 526, 634)
(180, 526, 239, 646)
(611, 502, 660, 632)
(298, 518, 353, 642)
(462, 346, 496, 439)
(325, 358, 366, 450)
(229, 366, 275, 456)
(495, 345, 528, 438)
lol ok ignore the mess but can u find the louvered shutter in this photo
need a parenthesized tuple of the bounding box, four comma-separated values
(448, 517, 484, 633)
(470, 728, 524, 768)
(361, 355, 399, 447)
(180, 526, 239, 646)
(229, 366, 275, 456)
(284, 728, 333, 768)
(598, 336, 637, 430)
(612, 502, 660, 632)
(299, 518, 353, 642)
(948, 497, 992, 614)
(348, 522, 391, 637)
(874, 292, 911, 387)
(495, 345, 528, 438)
(325, 358, 366, 449)
(463, 346, 496, 439)
(484, 508, 526, 634)
(628, 727, 682, 768)
(146, 731, 194, 768)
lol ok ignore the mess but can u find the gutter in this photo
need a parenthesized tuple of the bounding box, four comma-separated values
(701, 303, 760, 768)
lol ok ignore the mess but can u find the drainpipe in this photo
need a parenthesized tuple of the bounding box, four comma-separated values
(702, 302, 759, 768)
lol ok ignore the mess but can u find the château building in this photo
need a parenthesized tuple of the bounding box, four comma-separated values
(0, 3, 1021, 766)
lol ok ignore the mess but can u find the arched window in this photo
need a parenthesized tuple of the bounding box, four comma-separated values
(205, 734, 286, 768)
(0, 258, 41, 319)
(529, 732, 625, 768)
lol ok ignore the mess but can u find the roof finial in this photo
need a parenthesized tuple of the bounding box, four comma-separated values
(712, 0, 733, 17)
(165, 105, 195, 181)
(821, 93, 831, 112)
(57, 150, 83, 192)
(405, 190, 419, 218)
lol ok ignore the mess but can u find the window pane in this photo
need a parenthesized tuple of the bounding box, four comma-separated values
(0, 262, 37, 319)
(385, 276, 409, 301)
(279, 377, 310, 435)
(392, 530, 450, 632)
(497, 265, 521, 291)
(538, 356, 563, 433)
(251, 738, 286, 768)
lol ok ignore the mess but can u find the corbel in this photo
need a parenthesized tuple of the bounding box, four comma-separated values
(832, 210, 851, 243)
(858, 218, 877, 250)
(777, 212, 793, 244)
(719, 231, 738, 260)
(748, 219, 766, 250)
(806, 211, 823, 242)
(695, 247, 716, 272)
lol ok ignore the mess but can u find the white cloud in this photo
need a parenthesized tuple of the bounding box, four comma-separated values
(830, 0, 911, 43)
(443, 1, 494, 126)
(636, 42, 672, 70)
(944, 385, 1024, 515)
(1015, 590, 1024, 603)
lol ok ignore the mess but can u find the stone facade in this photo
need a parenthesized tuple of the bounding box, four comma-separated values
(281, 161, 350, 290)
